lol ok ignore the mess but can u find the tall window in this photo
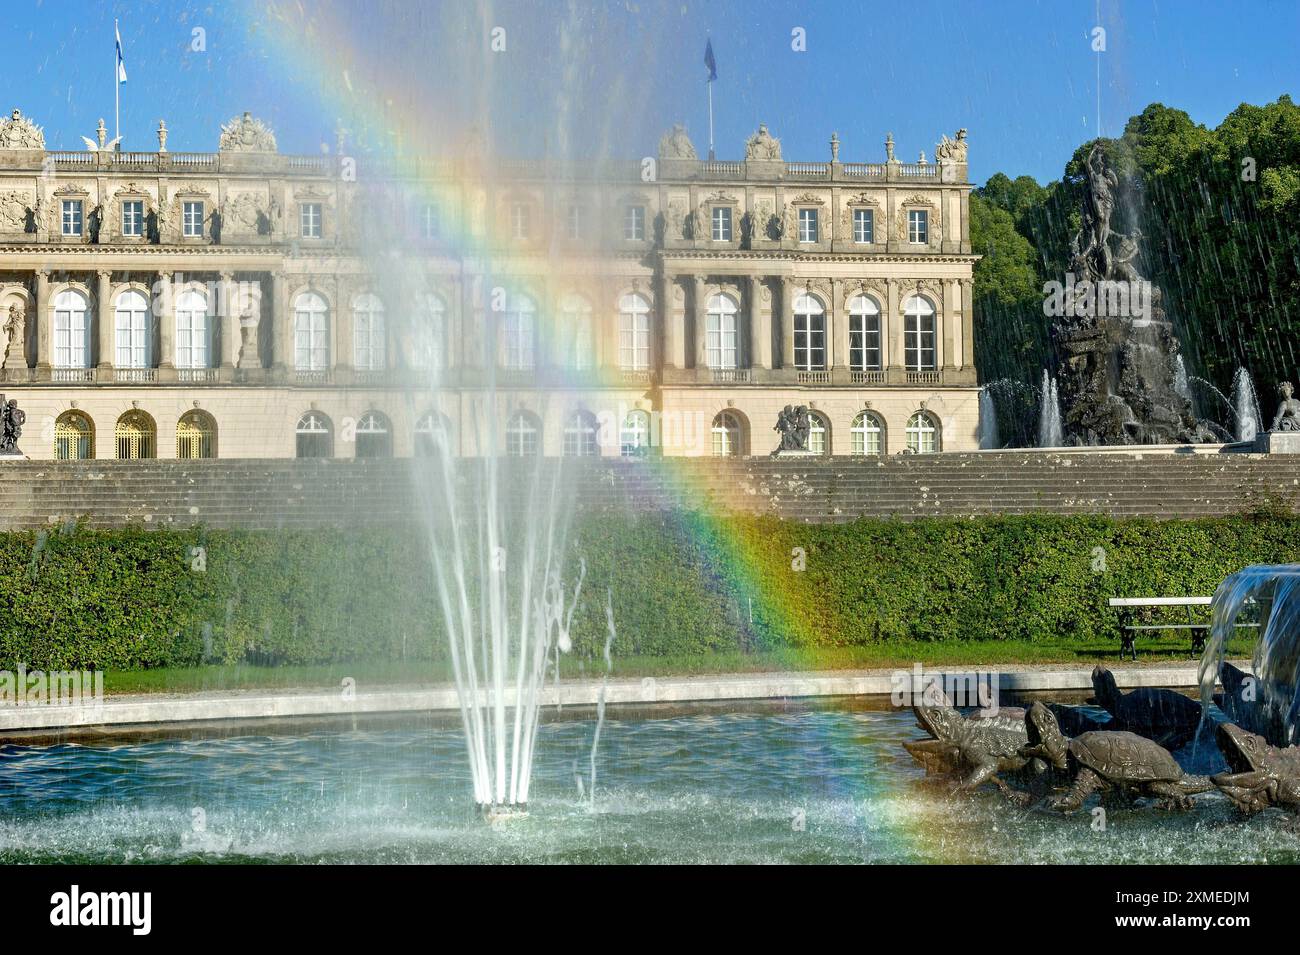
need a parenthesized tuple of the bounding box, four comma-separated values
(620, 410, 652, 457)
(561, 296, 594, 371)
(175, 288, 210, 368)
(500, 294, 536, 371)
(183, 201, 204, 238)
(176, 410, 217, 459)
(618, 292, 651, 371)
(712, 206, 732, 241)
(122, 200, 144, 237)
(300, 202, 322, 238)
(711, 411, 744, 457)
(793, 293, 826, 371)
(906, 411, 939, 453)
(115, 410, 156, 460)
(61, 200, 83, 236)
(421, 203, 440, 240)
(411, 293, 445, 371)
(623, 204, 645, 241)
(355, 411, 392, 458)
(563, 410, 599, 457)
(295, 412, 332, 458)
(853, 208, 874, 244)
(352, 293, 386, 371)
(798, 208, 818, 243)
(706, 294, 739, 369)
(848, 295, 882, 371)
(903, 296, 937, 370)
(510, 202, 530, 240)
(54, 411, 94, 460)
(114, 289, 150, 369)
(294, 292, 330, 371)
(908, 209, 929, 244)
(851, 411, 884, 455)
(414, 412, 450, 456)
(52, 289, 90, 368)
(808, 412, 829, 455)
(505, 412, 540, 457)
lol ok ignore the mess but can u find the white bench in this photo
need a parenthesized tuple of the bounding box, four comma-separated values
(1107, 596, 1213, 660)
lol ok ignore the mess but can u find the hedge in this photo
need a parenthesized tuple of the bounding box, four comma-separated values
(1, 511, 1297, 670)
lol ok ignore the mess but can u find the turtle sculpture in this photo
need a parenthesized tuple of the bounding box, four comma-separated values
(902, 693, 1038, 800)
(1091, 665, 1204, 750)
(1020, 701, 1214, 812)
(1211, 722, 1300, 814)
(1215, 661, 1284, 744)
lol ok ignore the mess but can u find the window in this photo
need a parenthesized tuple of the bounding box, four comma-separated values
(808, 412, 829, 455)
(115, 410, 156, 460)
(122, 200, 144, 237)
(623, 204, 645, 241)
(903, 296, 937, 370)
(353, 293, 386, 371)
(853, 208, 874, 244)
(499, 294, 535, 371)
(414, 412, 450, 456)
(566, 204, 583, 241)
(908, 209, 929, 244)
(711, 411, 744, 457)
(706, 294, 739, 369)
(505, 412, 540, 457)
(793, 293, 826, 371)
(183, 201, 204, 238)
(510, 202, 530, 240)
(61, 200, 83, 236)
(851, 411, 884, 455)
(300, 202, 322, 238)
(798, 207, 818, 243)
(294, 292, 329, 371)
(906, 411, 939, 453)
(355, 411, 392, 458)
(711, 206, 732, 241)
(54, 411, 94, 460)
(421, 203, 440, 240)
(620, 410, 652, 457)
(618, 292, 651, 371)
(175, 288, 210, 368)
(848, 295, 882, 371)
(295, 412, 332, 458)
(176, 410, 216, 459)
(410, 294, 445, 371)
(563, 410, 599, 457)
(114, 289, 150, 369)
(561, 296, 594, 371)
(52, 289, 90, 368)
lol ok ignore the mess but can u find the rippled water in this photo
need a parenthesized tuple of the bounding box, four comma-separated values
(1, 704, 1298, 864)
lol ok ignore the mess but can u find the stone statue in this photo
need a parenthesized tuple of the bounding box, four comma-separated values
(219, 111, 277, 152)
(1081, 144, 1119, 276)
(0, 394, 25, 455)
(885, 133, 896, 163)
(157, 119, 168, 153)
(0, 109, 45, 150)
(1271, 382, 1300, 432)
(772, 404, 812, 454)
(745, 124, 782, 161)
(658, 124, 697, 159)
(81, 117, 121, 153)
(3, 304, 24, 365)
(935, 128, 968, 164)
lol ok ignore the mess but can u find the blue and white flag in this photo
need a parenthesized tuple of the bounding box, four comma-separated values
(116, 22, 127, 83)
(704, 39, 716, 82)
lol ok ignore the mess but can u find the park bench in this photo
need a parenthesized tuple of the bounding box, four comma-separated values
(1107, 596, 1215, 660)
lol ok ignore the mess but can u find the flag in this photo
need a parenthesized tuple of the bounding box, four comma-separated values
(116, 21, 127, 83)
(704, 39, 716, 82)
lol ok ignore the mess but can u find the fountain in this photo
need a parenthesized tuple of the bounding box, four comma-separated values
(1036, 370, 1063, 447)
(1231, 367, 1261, 442)
(978, 387, 1000, 450)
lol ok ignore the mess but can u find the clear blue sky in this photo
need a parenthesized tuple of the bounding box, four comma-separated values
(9, 0, 1297, 185)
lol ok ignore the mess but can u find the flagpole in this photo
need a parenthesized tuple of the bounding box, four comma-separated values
(114, 18, 120, 148)
(708, 81, 715, 161)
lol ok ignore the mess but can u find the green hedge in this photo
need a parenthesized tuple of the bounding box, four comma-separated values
(2, 511, 1297, 670)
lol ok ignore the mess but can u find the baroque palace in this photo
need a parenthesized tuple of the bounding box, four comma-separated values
(0, 109, 979, 460)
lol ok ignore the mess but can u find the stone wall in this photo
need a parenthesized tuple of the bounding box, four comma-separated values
(0, 450, 1296, 531)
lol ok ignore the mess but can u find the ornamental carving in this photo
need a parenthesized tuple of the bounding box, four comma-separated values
(658, 124, 697, 159)
(221, 191, 269, 235)
(935, 128, 968, 164)
(0, 192, 32, 232)
(109, 183, 153, 238)
(218, 111, 277, 152)
(667, 198, 688, 239)
(895, 195, 943, 245)
(744, 124, 782, 161)
(844, 279, 887, 305)
(0, 109, 45, 149)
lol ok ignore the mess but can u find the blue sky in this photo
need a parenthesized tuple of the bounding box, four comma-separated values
(8, 0, 1298, 185)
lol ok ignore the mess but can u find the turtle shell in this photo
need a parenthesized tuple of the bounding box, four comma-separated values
(1068, 731, 1182, 782)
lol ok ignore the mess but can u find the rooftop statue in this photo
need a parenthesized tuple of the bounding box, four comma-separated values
(935, 128, 968, 164)
(0, 109, 45, 150)
(658, 124, 697, 160)
(219, 111, 277, 152)
(745, 124, 782, 161)
(1270, 381, 1300, 432)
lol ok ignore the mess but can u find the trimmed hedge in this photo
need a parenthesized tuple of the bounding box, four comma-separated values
(1, 512, 1297, 670)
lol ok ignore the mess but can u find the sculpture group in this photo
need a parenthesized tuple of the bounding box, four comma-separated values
(772, 405, 812, 454)
(0, 393, 24, 456)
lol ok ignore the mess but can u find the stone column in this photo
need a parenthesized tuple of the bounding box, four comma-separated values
(941, 279, 957, 374)
(750, 275, 770, 370)
(219, 272, 237, 371)
(781, 278, 795, 370)
(96, 270, 114, 371)
(886, 279, 903, 383)
(959, 279, 974, 373)
(659, 269, 679, 370)
(831, 278, 847, 374)
(692, 274, 707, 370)
(34, 268, 50, 376)
(157, 270, 175, 372)
(334, 276, 352, 375)
(272, 271, 290, 374)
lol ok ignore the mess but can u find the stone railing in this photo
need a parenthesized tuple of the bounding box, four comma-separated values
(851, 369, 887, 384)
(711, 368, 752, 383)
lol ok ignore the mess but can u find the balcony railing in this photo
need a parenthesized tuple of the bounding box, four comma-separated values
(615, 368, 652, 385)
(796, 370, 831, 385)
(897, 163, 939, 179)
(177, 367, 219, 383)
(842, 163, 887, 179)
(353, 368, 390, 385)
(905, 370, 942, 385)
(114, 367, 157, 383)
(711, 368, 751, 383)
(785, 162, 829, 177)
(294, 369, 331, 384)
(51, 367, 95, 383)
(851, 370, 887, 385)
(700, 160, 745, 178)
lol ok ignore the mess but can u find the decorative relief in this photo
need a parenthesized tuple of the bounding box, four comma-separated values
(221, 191, 270, 235)
(744, 124, 782, 161)
(0, 192, 32, 232)
(895, 194, 943, 245)
(219, 111, 277, 152)
(0, 109, 45, 149)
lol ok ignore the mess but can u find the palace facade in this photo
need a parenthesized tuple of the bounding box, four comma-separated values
(0, 110, 979, 460)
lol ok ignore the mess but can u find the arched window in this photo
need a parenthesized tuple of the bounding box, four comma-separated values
(706, 293, 739, 370)
(114, 289, 150, 369)
(54, 411, 94, 460)
(711, 411, 745, 457)
(175, 288, 211, 368)
(355, 411, 392, 458)
(352, 293, 386, 371)
(808, 411, 829, 455)
(618, 292, 651, 371)
(851, 411, 885, 455)
(176, 410, 217, 459)
(561, 296, 594, 371)
(620, 410, 652, 457)
(903, 295, 937, 371)
(793, 293, 825, 371)
(505, 411, 541, 457)
(295, 411, 333, 458)
(414, 411, 451, 456)
(906, 411, 940, 453)
(563, 410, 599, 457)
(53, 289, 90, 368)
(410, 293, 445, 371)
(115, 410, 156, 459)
(848, 295, 882, 371)
(294, 292, 330, 371)
(500, 293, 535, 371)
